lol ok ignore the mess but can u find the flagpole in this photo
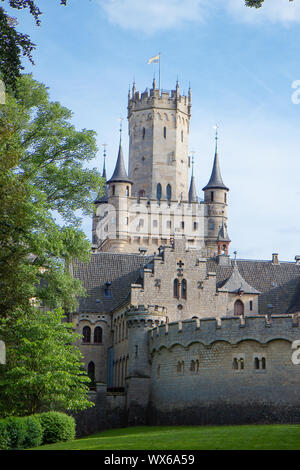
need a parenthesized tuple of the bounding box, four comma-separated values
(159, 52, 161, 91)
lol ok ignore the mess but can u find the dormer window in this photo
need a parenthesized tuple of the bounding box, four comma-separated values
(104, 282, 112, 298)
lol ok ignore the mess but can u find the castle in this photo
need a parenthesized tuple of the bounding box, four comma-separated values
(69, 80, 300, 433)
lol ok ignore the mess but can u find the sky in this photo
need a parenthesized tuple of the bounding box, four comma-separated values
(5, 0, 300, 261)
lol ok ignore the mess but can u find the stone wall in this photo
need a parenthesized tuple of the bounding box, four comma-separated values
(148, 315, 300, 425)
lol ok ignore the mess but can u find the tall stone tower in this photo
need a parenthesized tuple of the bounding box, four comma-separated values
(203, 134, 230, 258)
(128, 79, 191, 202)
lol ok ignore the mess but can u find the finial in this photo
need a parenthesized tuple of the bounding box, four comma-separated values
(102, 143, 107, 179)
(132, 79, 136, 96)
(213, 124, 219, 153)
(118, 117, 124, 144)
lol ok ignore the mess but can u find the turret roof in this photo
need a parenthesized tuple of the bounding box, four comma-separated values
(202, 140, 229, 191)
(107, 143, 132, 184)
(218, 261, 260, 294)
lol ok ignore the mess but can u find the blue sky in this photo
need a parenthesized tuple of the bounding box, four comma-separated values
(5, 0, 300, 261)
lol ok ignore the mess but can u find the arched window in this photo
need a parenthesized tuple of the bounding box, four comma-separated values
(142, 127, 145, 139)
(126, 186, 129, 196)
(190, 360, 195, 372)
(254, 357, 260, 370)
(262, 357, 266, 370)
(234, 300, 244, 316)
(94, 326, 102, 344)
(156, 183, 162, 201)
(233, 358, 238, 370)
(88, 361, 96, 389)
(163, 126, 167, 139)
(112, 185, 115, 196)
(173, 279, 179, 299)
(82, 326, 91, 343)
(210, 191, 214, 202)
(166, 184, 172, 202)
(181, 279, 187, 299)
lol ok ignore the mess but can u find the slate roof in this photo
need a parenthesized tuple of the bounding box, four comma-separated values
(71, 252, 150, 313)
(218, 261, 260, 294)
(107, 143, 132, 184)
(188, 175, 197, 203)
(207, 259, 300, 315)
(202, 149, 229, 192)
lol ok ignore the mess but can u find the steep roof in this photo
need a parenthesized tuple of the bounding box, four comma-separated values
(107, 143, 132, 184)
(218, 261, 260, 294)
(188, 174, 197, 203)
(202, 142, 229, 191)
(71, 252, 150, 313)
(217, 219, 230, 242)
(207, 258, 300, 315)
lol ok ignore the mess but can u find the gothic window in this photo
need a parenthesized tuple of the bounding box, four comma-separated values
(233, 357, 244, 370)
(190, 360, 195, 372)
(262, 357, 266, 369)
(173, 279, 179, 299)
(163, 127, 167, 139)
(233, 358, 238, 370)
(176, 361, 184, 374)
(88, 361, 96, 389)
(166, 184, 172, 202)
(210, 191, 214, 202)
(142, 127, 145, 139)
(234, 300, 244, 316)
(94, 326, 102, 344)
(181, 279, 187, 299)
(254, 357, 260, 370)
(82, 326, 91, 343)
(156, 183, 162, 201)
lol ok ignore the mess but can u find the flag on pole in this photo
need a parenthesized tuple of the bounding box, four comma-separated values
(147, 54, 160, 64)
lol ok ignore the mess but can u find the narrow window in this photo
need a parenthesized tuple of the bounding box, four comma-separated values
(233, 358, 238, 370)
(181, 130, 183, 142)
(157, 365, 160, 377)
(262, 357, 266, 370)
(181, 279, 187, 299)
(88, 361, 96, 389)
(209, 220, 214, 231)
(82, 326, 91, 343)
(156, 183, 162, 201)
(173, 279, 179, 299)
(139, 218, 144, 227)
(254, 357, 260, 370)
(166, 220, 171, 229)
(142, 127, 145, 139)
(240, 358, 244, 370)
(126, 186, 129, 196)
(163, 127, 167, 139)
(153, 219, 158, 228)
(210, 191, 214, 202)
(166, 184, 172, 202)
(224, 193, 227, 203)
(250, 300, 253, 311)
(112, 185, 115, 196)
(181, 221, 184, 229)
(190, 360, 195, 372)
(193, 222, 198, 231)
(94, 326, 102, 344)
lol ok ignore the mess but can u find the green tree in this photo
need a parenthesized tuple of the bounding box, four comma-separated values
(0, 0, 67, 90)
(246, 0, 294, 7)
(0, 308, 92, 416)
(0, 74, 102, 318)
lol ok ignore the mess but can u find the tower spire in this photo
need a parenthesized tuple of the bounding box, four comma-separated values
(107, 125, 132, 185)
(202, 127, 229, 192)
(102, 144, 107, 180)
(188, 153, 197, 203)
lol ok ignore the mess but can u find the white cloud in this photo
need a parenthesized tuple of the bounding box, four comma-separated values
(98, 0, 208, 34)
(226, 0, 300, 25)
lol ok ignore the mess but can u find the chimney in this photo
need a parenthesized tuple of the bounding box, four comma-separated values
(272, 253, 279, 265)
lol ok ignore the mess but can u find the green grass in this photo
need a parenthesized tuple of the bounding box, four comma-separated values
(32, 424, 300, 450)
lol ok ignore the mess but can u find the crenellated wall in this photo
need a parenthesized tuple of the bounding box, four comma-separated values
(148, 314, 300, 425)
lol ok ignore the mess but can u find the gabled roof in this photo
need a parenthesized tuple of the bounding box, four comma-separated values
(107, 143, 132, 184)
(218, 261, 260, 294)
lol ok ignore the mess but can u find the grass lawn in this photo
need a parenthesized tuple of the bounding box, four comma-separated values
(33, 424, 300, 450)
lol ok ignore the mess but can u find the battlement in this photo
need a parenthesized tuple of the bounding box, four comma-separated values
(149, 314, 300, 351)
(128, 84, 191, 117)
(127, 304, 167, 328)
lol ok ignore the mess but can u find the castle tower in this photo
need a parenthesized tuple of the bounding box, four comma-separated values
(203, 131, 230, 258)
(128, 80, 191, 202)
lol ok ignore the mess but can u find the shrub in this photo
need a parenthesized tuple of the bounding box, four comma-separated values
(5, 417, 27, 449)
(23, 416, 43, 448)
(0, 419, 10, 450)
(35, 412, 76, 444)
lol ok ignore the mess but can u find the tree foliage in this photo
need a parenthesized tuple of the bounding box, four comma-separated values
(245, 0, 294, 7)
(0, 1, 67, 90)
(0, 308, 93, 416)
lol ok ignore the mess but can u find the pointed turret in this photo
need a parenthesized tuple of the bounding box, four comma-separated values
(219, 261, 260, 295)
(107, 142, 132, 185)
(218, 218, 230, 242)
(188, 156, 197, 203)
(94, 145, 109, 204)
(202, 131, 229, 192)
